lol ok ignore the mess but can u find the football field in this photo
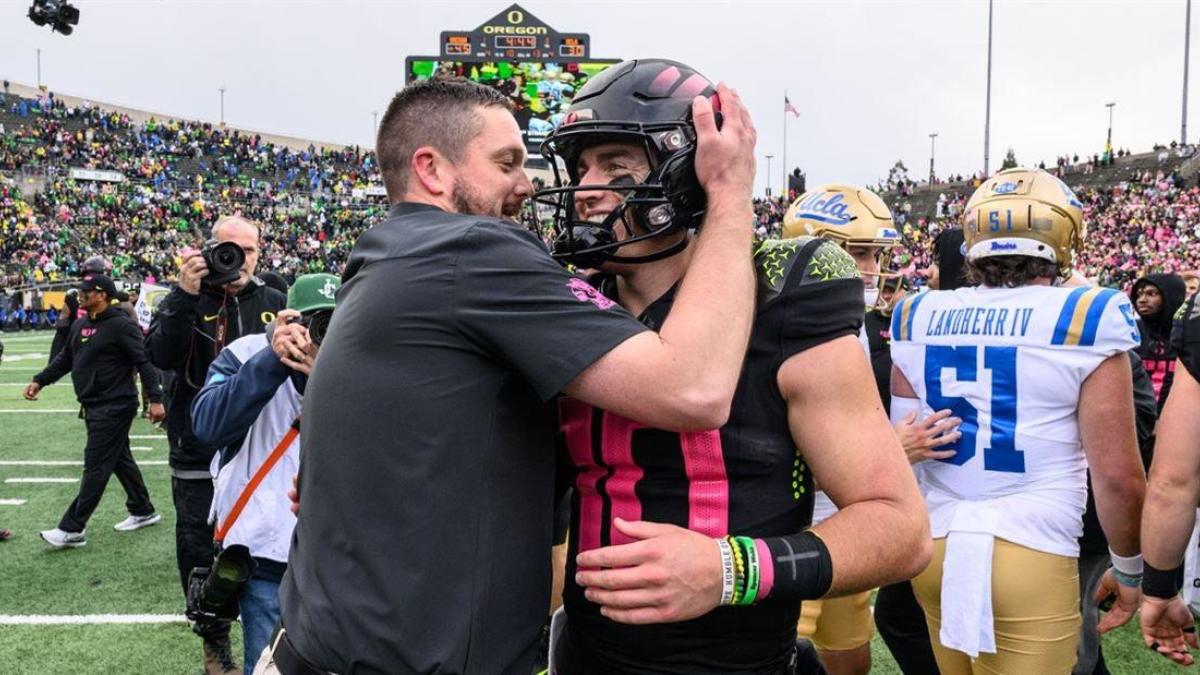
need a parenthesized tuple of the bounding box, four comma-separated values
(0, 332, 1167, 674)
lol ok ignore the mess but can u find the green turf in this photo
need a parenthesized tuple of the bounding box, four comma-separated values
(0, 332, 1177, 673)
(1, 333, 242, 674)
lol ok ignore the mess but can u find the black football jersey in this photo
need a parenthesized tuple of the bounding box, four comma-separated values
(559, 237, 865, 673)
(1172, 292, 1200, 383)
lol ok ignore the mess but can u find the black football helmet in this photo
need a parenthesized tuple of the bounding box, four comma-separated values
(531, 59, 718, 267)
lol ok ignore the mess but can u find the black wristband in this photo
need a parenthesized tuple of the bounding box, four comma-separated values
(763, 530, 833, 600)
(1143, 561, 1184, 599)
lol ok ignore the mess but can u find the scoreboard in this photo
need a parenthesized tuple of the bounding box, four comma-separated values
(435, 4, 597, 61)
(408, 4, 620, 162)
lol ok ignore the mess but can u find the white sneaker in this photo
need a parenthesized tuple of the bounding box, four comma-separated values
(39, 528, 86, 549)
(113, 513, 162, 532)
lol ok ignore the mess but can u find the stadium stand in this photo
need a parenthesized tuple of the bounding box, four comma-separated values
(3, 84, 1200, 298)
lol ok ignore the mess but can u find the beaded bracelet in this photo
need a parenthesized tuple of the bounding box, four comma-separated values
(728, 535, 746, 605)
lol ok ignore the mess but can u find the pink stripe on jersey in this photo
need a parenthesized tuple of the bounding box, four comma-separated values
(559, 398, 602, 563)
(601, 413, 645, 545)
(755, 538, 774, 599)
(680, 430, 728, 536)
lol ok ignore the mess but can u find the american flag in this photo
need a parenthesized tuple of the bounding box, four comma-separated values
(784, 96, 800, 118)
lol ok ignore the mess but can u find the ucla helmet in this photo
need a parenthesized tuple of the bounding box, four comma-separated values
(962, 167, 1084, 278)
(531, 59, 716, 267)
(783, 184, 901, 302)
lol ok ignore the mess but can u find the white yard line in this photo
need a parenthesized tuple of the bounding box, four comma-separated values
(0, 461, 168, 466)
(4, 477, 78, 483)
(0, 410, 79, 413)
(129, 435, 167, 440)
(0, 499, 27, 506)
(131, 446, 153, 451)
(0, 614, 188, 625)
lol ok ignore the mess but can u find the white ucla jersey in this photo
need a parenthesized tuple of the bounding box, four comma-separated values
(890, 284, 1140, 556)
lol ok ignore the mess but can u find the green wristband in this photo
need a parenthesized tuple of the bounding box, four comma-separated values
(738, 536, 760, 605)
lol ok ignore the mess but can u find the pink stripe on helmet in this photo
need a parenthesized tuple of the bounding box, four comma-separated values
(647, 66, 682, 97)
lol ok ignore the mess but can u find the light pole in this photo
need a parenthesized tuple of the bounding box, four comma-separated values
(1185, 0, 1192, 145)
(929, 133, 938, 184)
(372, 111, 379, 140)
(765, 154, 774, 197)
(36, 48, 41, 88)
(1106, 102, 1116, 154)
(983, 0, 993, 177)
(219, 87, 226, 126)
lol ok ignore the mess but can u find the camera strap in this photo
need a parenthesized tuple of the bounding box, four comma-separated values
(214, 415, 301, 544)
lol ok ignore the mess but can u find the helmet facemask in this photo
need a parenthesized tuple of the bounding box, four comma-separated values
(531, 119, 706, 268)
(840, 240, 901, 310)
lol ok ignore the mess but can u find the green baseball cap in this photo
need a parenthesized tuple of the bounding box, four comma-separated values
(287, 274, 341, 314)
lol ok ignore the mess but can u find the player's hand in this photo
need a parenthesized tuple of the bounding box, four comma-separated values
(1140, 594, 1198, 666)
(147, 402, 166, 424)
(574, 518, 722, 624)
(1093, 568, 1139, 634)
(692, 82, 757, 200)
(178, 248, 209, 296)
(288, 474, 300, 516)
(23, 382, 41, 401)
(272, 310, 313, 374)
(894, 409, 960, 464)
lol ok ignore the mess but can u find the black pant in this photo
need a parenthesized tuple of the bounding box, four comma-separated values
(58, 401, 154, 533)
(172, 475, 229, 641)
(874, 581, 940, 675)
(1074, 552, 1111, 675)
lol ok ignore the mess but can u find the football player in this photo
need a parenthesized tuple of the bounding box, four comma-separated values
(889, 168, 1146, 674)
(783, 186, 953, 675)
(533, 59, 930, 674)
(1137, 288, 1200, 666)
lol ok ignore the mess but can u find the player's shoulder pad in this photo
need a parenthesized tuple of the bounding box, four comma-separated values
(1048, 286, 1139, 351)
(755, 236, 860, 305)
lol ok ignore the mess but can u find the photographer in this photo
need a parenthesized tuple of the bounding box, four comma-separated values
(191, 273, 338, 670)
(146, 215, 286, 674)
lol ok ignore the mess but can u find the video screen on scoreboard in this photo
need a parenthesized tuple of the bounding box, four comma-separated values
(407, 59, 616, 154)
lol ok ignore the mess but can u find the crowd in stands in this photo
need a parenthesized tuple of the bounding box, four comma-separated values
(1, 91, 387, 289)
(3, 88, 1200, 299)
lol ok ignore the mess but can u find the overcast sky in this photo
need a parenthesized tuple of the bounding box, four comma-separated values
(1, 0, 1196, 193)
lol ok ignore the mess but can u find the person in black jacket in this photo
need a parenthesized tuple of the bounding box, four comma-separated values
(144, 215, 285, 675)
(1131, 272, 1187, 410)
(24, 274, 166, 549)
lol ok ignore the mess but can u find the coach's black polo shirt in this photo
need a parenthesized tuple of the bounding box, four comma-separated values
(279, 203, 647, 674)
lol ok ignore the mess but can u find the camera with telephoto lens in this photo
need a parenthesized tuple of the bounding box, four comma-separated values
(185, 544, 255, 634)
(200, 239, 246, 289)
(288, 310, 333, 346)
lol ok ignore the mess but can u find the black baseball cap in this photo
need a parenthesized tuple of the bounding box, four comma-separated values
(78, 274, 129, 302)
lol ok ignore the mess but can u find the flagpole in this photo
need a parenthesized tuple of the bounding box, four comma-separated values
(782, 91, 788, 199)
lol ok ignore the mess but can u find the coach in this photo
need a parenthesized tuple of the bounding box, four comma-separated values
(268, 77, 758, 675)
(146, 215, 285, 674)
(25, 273, 165, 549)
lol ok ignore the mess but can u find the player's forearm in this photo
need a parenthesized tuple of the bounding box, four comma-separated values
(813, 495, 932, 594)
(656, 193, 755, 414)
(1141, 384, 1200, 567)
(1093, 470, 1144, 557)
